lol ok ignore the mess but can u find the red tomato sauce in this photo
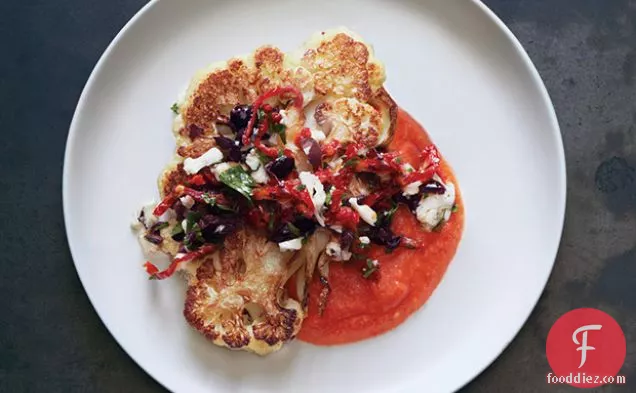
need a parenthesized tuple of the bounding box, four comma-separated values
(297, 109, 464, 345)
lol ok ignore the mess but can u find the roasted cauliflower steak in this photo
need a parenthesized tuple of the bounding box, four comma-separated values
(184, 229, 304, 355)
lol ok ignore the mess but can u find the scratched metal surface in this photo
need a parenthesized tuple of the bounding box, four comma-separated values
(0, 1, 633, 392)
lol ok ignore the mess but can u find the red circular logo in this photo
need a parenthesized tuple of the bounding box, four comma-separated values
(546, 308, 626, 388)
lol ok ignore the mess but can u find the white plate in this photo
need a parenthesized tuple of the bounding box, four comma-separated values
(63, 0, 565, 392)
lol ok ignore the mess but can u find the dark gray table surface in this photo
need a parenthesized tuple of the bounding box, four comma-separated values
(2, 1, 635, 392)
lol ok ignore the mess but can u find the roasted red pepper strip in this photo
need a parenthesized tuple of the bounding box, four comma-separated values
(187, 174, 206, 186)
(252, 181, 314, 218)
(201, 170, 217, 185)
(330, 167, 355, 189)
(420, 144, 441, 170)
(254, 119, 279, 158)
(294, 127, 312, 147)
(328, 188, 344, 212)
(400, 169, 437, 187)
(363, 188, 399, 207)
(343, 143, 363, 160)
(246, 206, 270, 230)
(242, 86, 304, 146)
(252, 185, 280, 201)
(332, 206, 359, 230)
(323, 187, 360, 230)
(152, 195, 177, 217)
(143, 261, 159, 275)
(321, 140, 340, 158)
(144, 245, 217, 280)
(153, 186, 230, 216)
(314, 168, 333, 184)
(284, 182, 314, 209)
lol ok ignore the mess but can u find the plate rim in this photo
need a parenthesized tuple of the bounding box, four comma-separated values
(62, 1, 566, 391)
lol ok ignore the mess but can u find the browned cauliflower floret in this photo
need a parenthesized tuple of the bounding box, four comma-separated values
(183, 229, 304, 355)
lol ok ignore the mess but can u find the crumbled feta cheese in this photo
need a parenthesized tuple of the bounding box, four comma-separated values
(325, 241, 351, 261)
(215, 225, 225, 233)
(402, 181, 423, 196)
(299, 171, 326, 226)
(179, 195, 195, 209)
(303, 100, 321, 130)
(285, 143, 300, 153)
(212, 162, 233, 179)
(330, 225, 343, 233)
(181, 219, 188, 232)
(370, 259, 379, 267)
(132, 202, 157, 230)
(251, 165, 269, 184)
(158, 208, 176, 222)
(279, 109, 290, 126)
(279, 237, 303, 252)
(328, 157, 344, 169)
(311, 129, 326, 142)
(416, 182, 456, 229)
(279, 108, 303, 127)
(358, 148, 369, 156)
(245, 149, 261, 171)
(183, 147, 223, 175)
(326, 241, 340, 256)
(359, 236, 370, 245)
(349, 198, 377, 226)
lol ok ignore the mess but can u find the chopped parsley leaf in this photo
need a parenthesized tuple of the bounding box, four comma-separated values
(378, 201, 399, 226)
(433, 220, 446, 233)
(184, 212, 204, 250)
(256, 150, 273, 164)
(287, 222, 302, 237)
(362, 259, 379, 278)
(184, 223, 204, 250)
(153, 222, 169, 231)
(170, 103, 179, 114)
(171, 224, 184, 236)
(218, 165, 255, 202)
(201, 193, 215, 205)
(324, 191, 332, 206)
(202, 193, 234, 212)
(185, 211, 202, 232)
(351, 252, 367, 260)
(344, 158, 359, 168)
(271, 123, 287, 144)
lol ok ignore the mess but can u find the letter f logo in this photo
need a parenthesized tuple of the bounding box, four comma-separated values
(572, 324, 602, 368)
